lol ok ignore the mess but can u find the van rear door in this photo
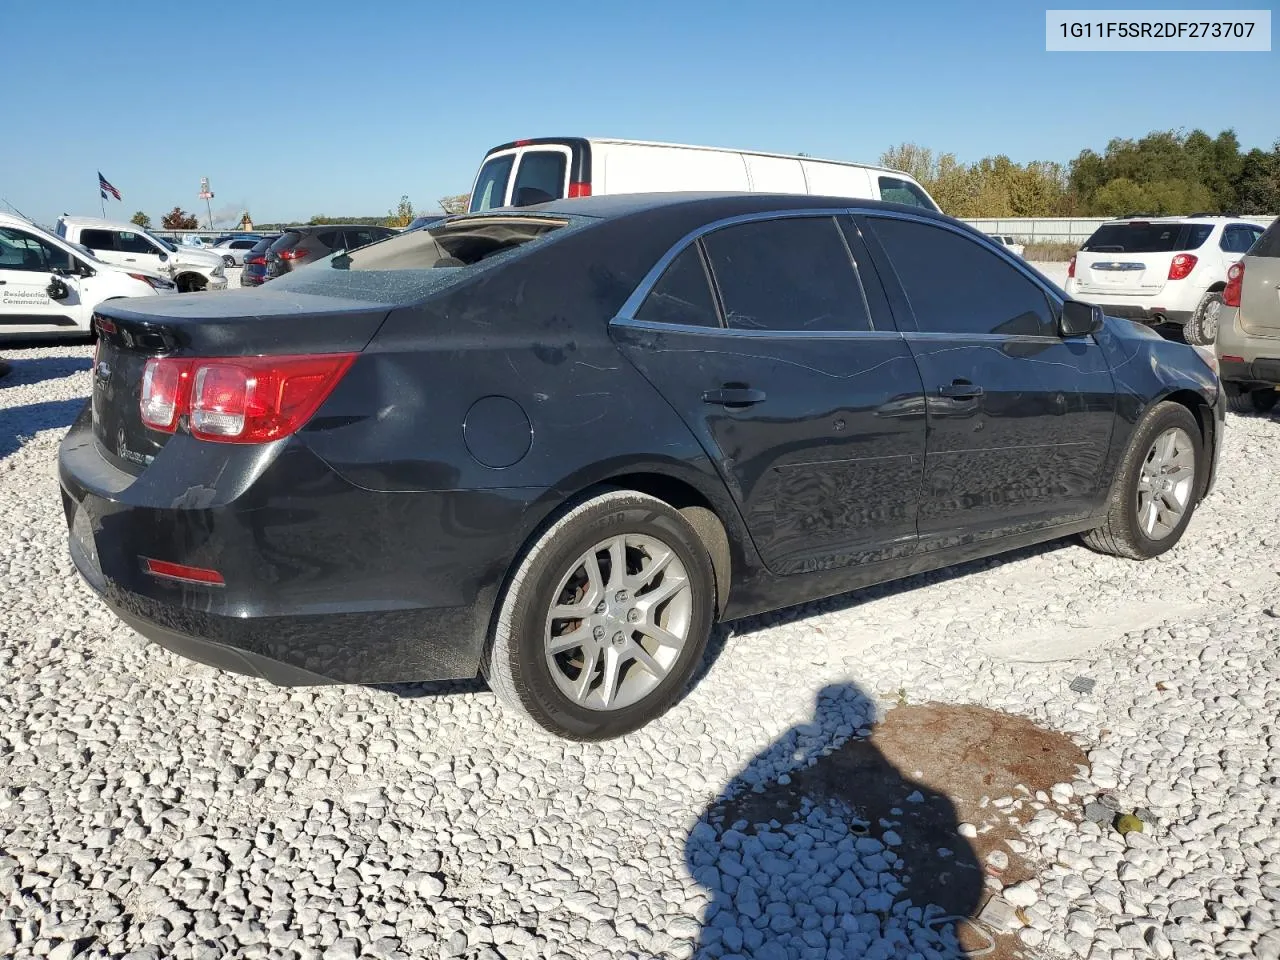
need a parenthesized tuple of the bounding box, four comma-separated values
(468, 139, 590, 212)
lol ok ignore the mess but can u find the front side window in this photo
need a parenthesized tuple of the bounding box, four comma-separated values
(702, 216, 873, 332)
(0, 227, 73, 272)
(870, 217, 1055, 338)
(636, 246, 720, 328)
(878, 176, 937, 211)
(511, 151, 567, 207)
(470, 154, 516, 212)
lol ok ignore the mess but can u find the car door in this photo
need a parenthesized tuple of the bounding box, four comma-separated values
(113, 229, 167, 274)
(0, 226, 83, 329)
(611, 212, 927, 575)
(858, 212, 1116, 547)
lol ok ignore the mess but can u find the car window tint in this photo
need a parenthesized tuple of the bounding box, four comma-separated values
(878, 176, 936, 211)
(315, 232, 339, 249)
(232, 240, 254, 250)
(116, 231, 155, 255)
(702, 216, 873, 332)
(1221, 225, 1257, 254)
(470, 154, 515, 212)
(871, 217, 1055, 337)
(344, 230, 380, 249)
(636, 246, 720, 328)
(511, 151, 567, 207)
(79, 229, 115, 251)
(0, 227, 72, 272)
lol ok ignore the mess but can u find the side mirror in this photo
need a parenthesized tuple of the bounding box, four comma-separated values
(1060, 299, 1103, 337)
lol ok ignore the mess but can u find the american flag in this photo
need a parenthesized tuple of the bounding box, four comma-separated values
(98, 172, 121, 201)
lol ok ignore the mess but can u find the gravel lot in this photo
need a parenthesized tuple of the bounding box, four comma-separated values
(2, 305, 1278, 959)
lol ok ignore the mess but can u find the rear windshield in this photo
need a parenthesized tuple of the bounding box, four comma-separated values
(249, 236, 279, 253)
(1250, 218, 1280, 258)
(469, 155, 516, 213)
(1082, 222, 1212, 253)
(264, 214, 578, 304)
(270, 232, 302, 252)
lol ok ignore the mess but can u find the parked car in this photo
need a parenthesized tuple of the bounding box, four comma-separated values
(265, 225, 396, 278)
(468, 137, 940, 213)
(59, 193, 1222, 739)
(211, 237, 262, 267)
(990, 234, 1025, 257)
(1216, 216, 1280, 414)
(1, 212, 175, 340)
(55, 217, 227, 293)
(239, 235, 281, 288)
(405, 215, 447, 231)
(1064, 215, 1265, 344)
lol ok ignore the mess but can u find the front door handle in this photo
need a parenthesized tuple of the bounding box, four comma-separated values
(702, 385, 766, 408)
(939, 380, 984, 399)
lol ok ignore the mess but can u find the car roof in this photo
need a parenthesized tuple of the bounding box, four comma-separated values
(502, 191, 949, 223)
(58, 215, 149, 230)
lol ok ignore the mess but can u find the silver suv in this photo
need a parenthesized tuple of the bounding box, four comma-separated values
(1216, 217, 1280, 415)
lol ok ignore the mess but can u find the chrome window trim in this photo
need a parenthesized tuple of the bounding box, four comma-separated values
(611, 206, 1073, 339)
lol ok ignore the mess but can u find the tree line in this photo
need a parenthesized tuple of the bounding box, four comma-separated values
(880, 128, 1279, 218)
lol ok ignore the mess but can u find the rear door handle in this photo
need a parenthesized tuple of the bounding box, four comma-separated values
(702, 385, 766, 407)
(939, 380, 984, 399)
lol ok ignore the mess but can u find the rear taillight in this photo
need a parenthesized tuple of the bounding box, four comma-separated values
(1067, 255, 1076, 279)
(245, 254, 266, 266)
(568, 181, 592, 198)
(1224, 261, 1244, 307)
(140, 354, 355, 443)
(279, 248, 310, 261)
(1168, 254, 1198, 281)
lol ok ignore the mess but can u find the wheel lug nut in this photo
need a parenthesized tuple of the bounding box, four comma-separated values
(626, 609, 639, 622)
(593, 626, 605, 641)
(614, 590, 628, 603)
(613, 631, 624, 645)
(595, 601, 606, 614)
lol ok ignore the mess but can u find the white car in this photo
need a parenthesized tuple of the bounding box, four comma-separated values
(990, 234, 1025, 257)
(1065, 215, 1266, 345)
(54, 217, 227, 293)
(0, 213, 176, 340)
(210, 237, 261, 266)
(468, 137, 941, 213)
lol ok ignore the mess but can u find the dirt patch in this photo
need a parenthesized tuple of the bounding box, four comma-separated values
(716, 702, 1086, 958)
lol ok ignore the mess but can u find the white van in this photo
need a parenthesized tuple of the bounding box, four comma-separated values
(468, 137, 940, 213)
(0, 213, 175, 340)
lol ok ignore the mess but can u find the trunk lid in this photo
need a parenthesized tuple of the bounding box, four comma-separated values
(90, 288, 389, 476)
(1073, 221, 1213, 297)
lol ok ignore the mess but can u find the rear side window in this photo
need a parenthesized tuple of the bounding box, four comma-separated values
(511, 151, 567, 207)
(342, 229, 382, 250)
(870, 217, 1055, 338)
(636, 246, 720, 328)
(1221, 224, 1262, 254)
(1250, 219, 1280, 258)
(702, 216, 873, 332)
(1082, 222, 1210, 253)
(79, 229, 115, 250)
(878, 176, 937, 211)
(315, 232, 339, 249)
(470, 155, 516, 212)
(116, 231, 155, 255)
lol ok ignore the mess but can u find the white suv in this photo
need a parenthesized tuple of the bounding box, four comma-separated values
(0, 213, 175, 340)
(55, 217, 228, 293)
(1065, 215, 1265, 345)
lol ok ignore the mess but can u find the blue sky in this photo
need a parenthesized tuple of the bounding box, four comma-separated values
(1, 0, 1274, 227)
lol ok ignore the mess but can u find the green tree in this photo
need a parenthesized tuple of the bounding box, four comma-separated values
(386, 195, 415, 228)
(878, 143, 935, 184)
(438, 194, 470, 215)
(1091, 178, 1149, 217)
(1236, 146, 1280, 215)
(130, 211, 151, 228)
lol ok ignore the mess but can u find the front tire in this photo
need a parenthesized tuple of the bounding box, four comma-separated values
(1082, 402, 1204, 560)
(483, 490, 715, 740)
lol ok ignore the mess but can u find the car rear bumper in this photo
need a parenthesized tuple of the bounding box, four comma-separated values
(1097, 303, 1192, 326)
(58, 406, 534, 685)
(1218, 355, 1280, 386)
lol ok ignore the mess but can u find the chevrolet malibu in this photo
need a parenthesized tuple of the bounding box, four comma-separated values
(60, 194, 1224, 739)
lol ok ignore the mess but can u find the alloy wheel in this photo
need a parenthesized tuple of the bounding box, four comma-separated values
(1136, 426, 1196, 540)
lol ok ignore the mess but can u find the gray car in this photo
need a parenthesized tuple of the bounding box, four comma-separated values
(1216, 217, 1280, 414)
(265, 224, 396, 278)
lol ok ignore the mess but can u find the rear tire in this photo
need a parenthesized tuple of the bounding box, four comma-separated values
(222, 255, 235, 267)
(1082, 402, 1204, 560)
(1183, 291, 1223, 346)
(1225, 382, 1278, 415)
(483, 489, 715, 740)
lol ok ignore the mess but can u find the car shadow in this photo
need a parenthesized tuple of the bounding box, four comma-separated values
(0, 355, 92, 388)
(686, 682, 985, 959)
(0, 398, 87, 460)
